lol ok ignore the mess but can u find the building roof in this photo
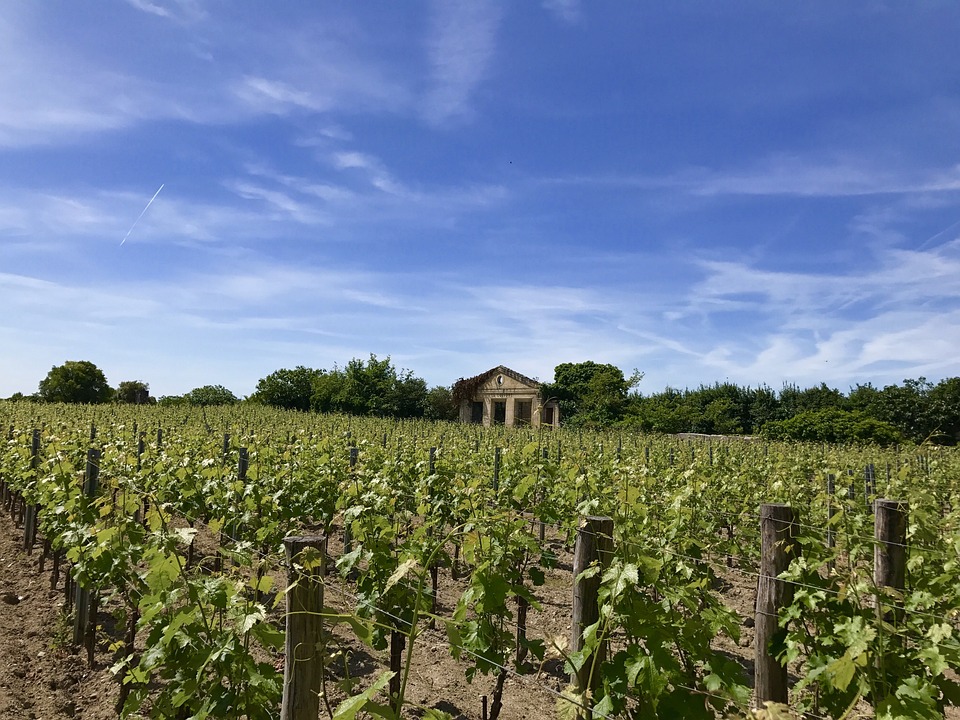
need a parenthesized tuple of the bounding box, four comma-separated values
(451, 365, 541, 403)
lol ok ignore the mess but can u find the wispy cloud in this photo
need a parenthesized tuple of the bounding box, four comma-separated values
(240, 153, 507, 224)
(124, 0, 171, 18)
(672, 240, 960, 387)
(542, 0, 581, 24)
(226, 182, 329, 224)
(680, 157, 960, 198)
(233, 77, 329, 114)
(0, 6, 410, 146)
(542, 158, 960, 199)
(422, 0, 502, 125)
(123, 0, 206, 23)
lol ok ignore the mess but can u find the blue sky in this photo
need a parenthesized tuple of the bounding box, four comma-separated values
(2, 1, 960, 399)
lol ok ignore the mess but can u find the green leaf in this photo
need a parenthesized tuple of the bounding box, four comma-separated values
(333, 671, 395, 720)
(253, 573, 274, 594)
(172, 526, 197, 545)
(593, 693, 615, 717)
(422, 710, 455, 720)
(555, 686, 585, 720)
(249, 621, 285, 650)
(826, 652, 857, 692)
(384, 558, 418, 592)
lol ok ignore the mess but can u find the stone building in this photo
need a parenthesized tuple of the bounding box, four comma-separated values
(452, 365, 560, 428)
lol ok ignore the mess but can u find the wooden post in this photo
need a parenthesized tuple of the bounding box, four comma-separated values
(390, 630, 406, 716)
(74, 448, 101, 649)
(539, 448, 549, 541)
(238, 447, 249, 481)
(493, 447, 501, 496)
(344, 447, 358, 554)
(754, 503, 798, 707)
(281, 535, 326, 720)
(827, 475, 837, 570)
(874, 499, 907, 624)
(23, 429, 41, 553)
(570, 515, 614, 708)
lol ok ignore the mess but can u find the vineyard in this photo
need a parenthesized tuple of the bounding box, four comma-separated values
(0, 401, 959, 720)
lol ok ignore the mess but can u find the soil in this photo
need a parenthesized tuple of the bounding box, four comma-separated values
(0, 519, 116, 720)
(0, 506, 765, 720)
(22, 496, 901, 720)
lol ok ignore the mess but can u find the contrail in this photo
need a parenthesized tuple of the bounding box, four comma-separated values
(120, 183, 164, 246)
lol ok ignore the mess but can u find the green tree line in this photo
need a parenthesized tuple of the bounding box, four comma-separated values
(9, 358, 960, 445)
(620, 378, 960, 446)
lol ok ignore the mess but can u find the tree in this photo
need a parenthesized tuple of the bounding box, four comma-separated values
(250, 366, 322, 411)
(761, 408, 901, 446)
(309, 355, 429, 418)
(747, 385, 780, 433)
(38, 360, 113, 404)
(863, 378, 936, 443)
(778, 383, 846, 419)
(541, 361, 642, 426)
(425, 386, 459, 422)
(116, 380, 154, 404)
(928, 377, 960, 444)
(623, 387, 695, 433)
(336, 355, 427, 418)
(183, 385, 239, 406)
(310, 369, 345, 414)
(5, 392, 38, 402)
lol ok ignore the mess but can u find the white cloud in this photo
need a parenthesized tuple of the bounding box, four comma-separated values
(226, 182, 329, 225)
(123, 0, 206, 22)
(333, 152, 378, 171)
(682, 157, 960, 198)
(542, 0, 581, 24)
(422, 0, 502, 125)
(672, 240, 960, 387)
(124, 0, 171, 18)
(541, 158, 960, 200)
(233, 77, 329, 114)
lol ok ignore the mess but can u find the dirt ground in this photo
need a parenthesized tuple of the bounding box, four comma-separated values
(0, 519, 116, 720)
(0, 505, 765, 720)
(0, 512, 598, 720)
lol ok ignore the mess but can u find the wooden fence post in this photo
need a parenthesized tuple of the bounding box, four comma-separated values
(755, 503, 798, 707)
(344, 447, 358, 555)
(23, 429, 41, 553)
(281, 535, 326, 720)
(493, 447, 501, 496)
(874, 499, 907, 624)
(570, 515, 614, 710)
(390, 629, 406, 716)
(74, 448, 101, 661)
(238, 446, 249, 482)
(826, 474, 837, 570)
